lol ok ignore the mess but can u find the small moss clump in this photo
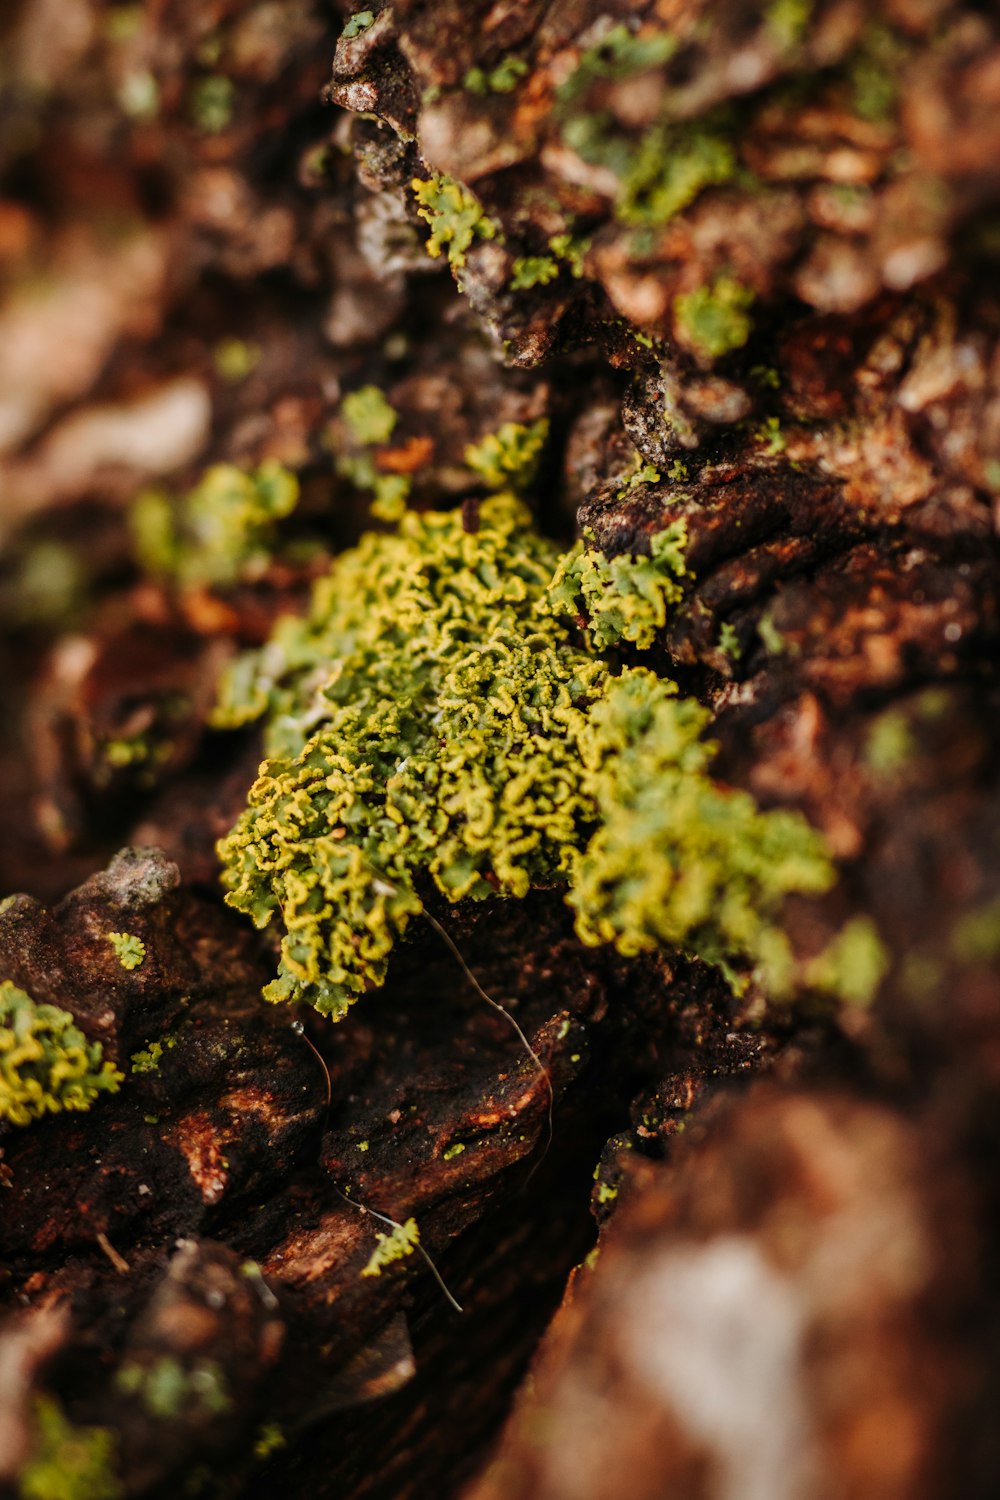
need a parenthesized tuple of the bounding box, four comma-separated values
(411, 175, 501, 272)
(215, 498, 836, 1017)
(0, 981, 122, 1127)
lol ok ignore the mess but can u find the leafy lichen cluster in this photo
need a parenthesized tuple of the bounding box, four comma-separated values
(410, 175, 501, 272)
(214, 497, 839, 1018)
(107, 932, 145, 971)
(0, 981, 122, 1128)
(360, 1216, 422, 1278)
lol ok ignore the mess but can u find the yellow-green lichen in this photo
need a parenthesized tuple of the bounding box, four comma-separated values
(107, 932, 145, 971)
(116, 1357, 231, 1419)
(464, 420, 549, 492)
(361, 1217, 421, 1277)
(131, 461, 299, 588)
(336, 387, 411, 522)
(0, 981, 122, 1128)
(546, 520, 688, 651)
(341, 9, 374, 39)
(214, 498, 837, 1016)
(674, 276, 755, 361)
(130, 1034, 177, 1074)
(509, 256, 560, 291)
(568, 671, 834, 995)
(803, 915, 889, 1007)
(19, 1397, 121, 1500)
(464, 55, 529, 95)
(253, 1423, 286, 1460)
(342, 386, 398, 446)
(411, 175, 501, 272)
(189, 74, 235, 134)
(865, 708, 916, 774)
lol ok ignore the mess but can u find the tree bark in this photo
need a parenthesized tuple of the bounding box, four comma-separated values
(2, 2, 1000, 1498)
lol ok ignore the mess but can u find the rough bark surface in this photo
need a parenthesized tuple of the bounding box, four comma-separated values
(1, 2, 1000, 1498)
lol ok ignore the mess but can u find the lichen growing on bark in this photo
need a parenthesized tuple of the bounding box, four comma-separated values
(214, 499, 834, 1017)
(0, 980, 122, 1127)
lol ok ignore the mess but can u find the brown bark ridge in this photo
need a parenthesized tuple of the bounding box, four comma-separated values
(2, 1, 1000, 1497)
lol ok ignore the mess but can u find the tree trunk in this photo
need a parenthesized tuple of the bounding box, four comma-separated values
(2, 2, 999, 1498)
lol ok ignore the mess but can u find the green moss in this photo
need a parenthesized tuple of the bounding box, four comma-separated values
(674, 277, 755, 361)
(341, 9, 374, 39)
(411, 175, 501, 272)
(214, 499, 837, 1015)
(464, 420, 549, 492)
(464, 55, 529, 95)
(19, 1397, 121, 1500)
(803, 916, 889, 1006)
(361, 1217, 421, 1277)
(131, 461, 300, 588)
(0, 981, 122, 1128)
(510, 256, 560, 291)
(107, 932, 145, 971)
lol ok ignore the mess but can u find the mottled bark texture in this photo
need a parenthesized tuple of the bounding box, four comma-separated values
(1, 1, 1000, 1498)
